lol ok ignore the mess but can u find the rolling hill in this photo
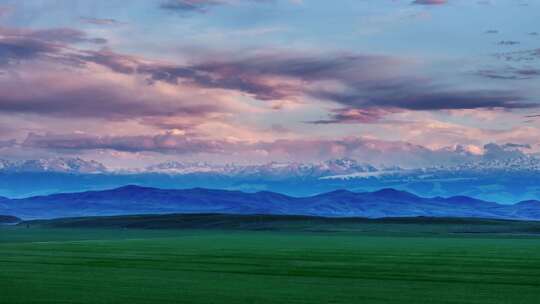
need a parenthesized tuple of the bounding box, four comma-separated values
(0, 215, 21, 224)
(2, 185, 540, 221)
(22, 213, 540, 235)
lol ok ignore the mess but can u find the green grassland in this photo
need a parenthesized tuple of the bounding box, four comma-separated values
(1, 215, 540, 304)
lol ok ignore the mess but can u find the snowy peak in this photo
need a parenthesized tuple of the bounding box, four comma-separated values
(319, 158, 378, 174)
(0, 158, 107, 174)
(143, 158, 382, 177)
(442, 156, 540, 172)
(2, 155, 540, 177)
(0, 159, 11, 170)
(145, 161, 222, 174)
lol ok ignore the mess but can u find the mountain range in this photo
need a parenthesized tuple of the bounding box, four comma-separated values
(2, 157, 540, 177)
(4, 156, 540, 177)
(2, 157, 540, 202)
(2, 185, 540, 221)
(0, 158, 107, 174)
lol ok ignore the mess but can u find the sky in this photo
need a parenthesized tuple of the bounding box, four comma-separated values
(0, 0, 539, 168)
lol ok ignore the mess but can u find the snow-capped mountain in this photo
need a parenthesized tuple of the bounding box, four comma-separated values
(142, 155, 540, 179)
(145, 161, 225, 174)
(0, 156, 540, 202)
(2, 155, 540, 177)
(0, 158, 107, 174)
(143, 158, 382, 178)
(0, 159, 11, 170)
(323, 155, 540, 180)
(439, 156, 540, 172)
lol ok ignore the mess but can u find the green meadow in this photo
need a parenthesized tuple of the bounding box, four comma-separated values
(1, 218, 540, 304)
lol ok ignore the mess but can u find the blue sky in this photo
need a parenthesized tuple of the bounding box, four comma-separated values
(0, 0, 539, 168)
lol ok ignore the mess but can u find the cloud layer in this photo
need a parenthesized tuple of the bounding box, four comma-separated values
(1, 1, 539, 168)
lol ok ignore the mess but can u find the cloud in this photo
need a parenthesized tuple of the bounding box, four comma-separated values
(0, 27, 106, 45)
(494, 48, 540, 62)
(0, 139, 16, 149)
(19, 131, 436, 166)
(412, 0, 447, 5)
(313, 85, 532, 111)
(476, 67, 540, 80)
(0, 23, 536, 136)
(0, 28, 264, 142)
(78, 50, 397, 101)
(501, 143, 531, 149)
(77, 49, 140, 74)
(0, 37, 60, 64)
(0, 60, 231, 129)
(160, 0, 270, 14)
(170, 56, 535, 111)
(309, 108, 400, 124)
(2, 24, 530, 125)
(161, 0, 224, 12)
(80, 17, 122, 26)
(0, 26, 107, 65)
(498, 40, 520, 46)
(0, 6, 13, 18)
(23, 131, 538, 167)
(77, 50, 537, 118)
(482, 142, 528, 160)
(22, 131, 233, 154)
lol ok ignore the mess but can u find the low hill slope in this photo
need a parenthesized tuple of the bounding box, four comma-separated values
(0, 215, 21, 224)
(23, 213, 540, 235)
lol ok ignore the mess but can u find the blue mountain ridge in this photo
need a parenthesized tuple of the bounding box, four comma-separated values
(1, 185, 540, 221)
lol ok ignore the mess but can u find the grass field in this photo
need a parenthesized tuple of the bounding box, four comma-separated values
(1, 219, 540, 303)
